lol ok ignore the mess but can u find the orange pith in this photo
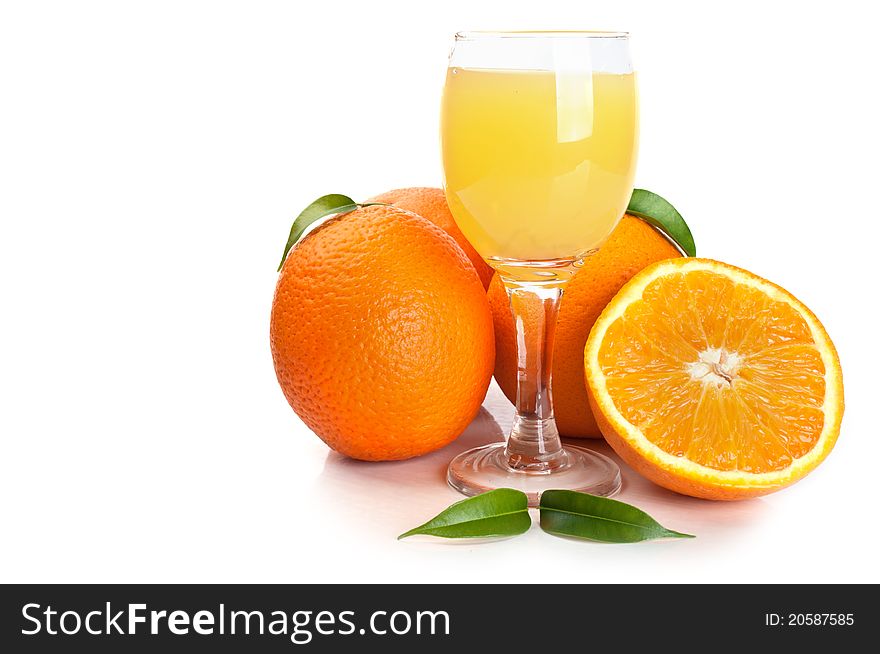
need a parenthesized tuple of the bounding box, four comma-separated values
(586, 258, 844, 499)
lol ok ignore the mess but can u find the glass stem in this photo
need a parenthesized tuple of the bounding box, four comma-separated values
(503, 280, 568, 472)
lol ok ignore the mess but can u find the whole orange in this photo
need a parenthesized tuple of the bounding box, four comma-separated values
(489, 215, 682, 438)
(270, 204, 495, 461)
(368, 187, 494, 290)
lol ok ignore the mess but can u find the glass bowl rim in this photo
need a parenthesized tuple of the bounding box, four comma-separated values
(454, 30, 629, 40)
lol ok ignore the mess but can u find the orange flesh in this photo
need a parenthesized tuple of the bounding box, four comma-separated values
(598, 270, 827, 473)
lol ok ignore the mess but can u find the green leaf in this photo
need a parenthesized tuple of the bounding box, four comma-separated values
(399, 489, 531, 540)
(539, 490, 694, 543)
(627, 188, 697, 257)
(276, 194, 386, 271)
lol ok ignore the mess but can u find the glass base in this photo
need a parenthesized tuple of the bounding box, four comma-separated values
(447, 442, 621, 507)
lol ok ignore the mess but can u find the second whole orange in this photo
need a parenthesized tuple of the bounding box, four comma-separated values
(489, 215, 683, 438)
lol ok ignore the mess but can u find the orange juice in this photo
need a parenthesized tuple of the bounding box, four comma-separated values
(442, 67, 638, 262)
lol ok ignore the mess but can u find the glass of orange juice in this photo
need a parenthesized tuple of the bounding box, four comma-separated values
(442, 31, 638, 504)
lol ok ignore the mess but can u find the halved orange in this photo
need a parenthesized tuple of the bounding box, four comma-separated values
(585, 258, 844, 500)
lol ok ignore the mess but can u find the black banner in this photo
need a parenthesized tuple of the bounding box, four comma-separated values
(0, 584, 871, 651)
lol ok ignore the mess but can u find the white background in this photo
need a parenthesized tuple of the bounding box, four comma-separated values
(2, 0, 878, 583)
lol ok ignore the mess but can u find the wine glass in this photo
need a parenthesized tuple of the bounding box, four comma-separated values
(441, 31, 638, 505)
